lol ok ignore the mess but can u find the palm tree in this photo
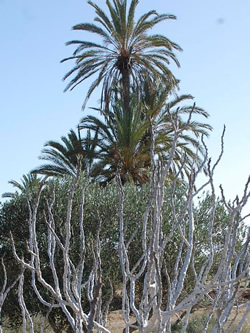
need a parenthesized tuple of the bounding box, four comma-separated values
(79, 92, 212, 185)
(142, 81, 213, 178)
(80, 98, 151, 185)
(2, 174, 47, 199)
(31, 129, 98, 178)
(61, 0, 182, 112)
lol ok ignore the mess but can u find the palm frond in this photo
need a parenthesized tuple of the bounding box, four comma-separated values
(62, 0, 181, 109)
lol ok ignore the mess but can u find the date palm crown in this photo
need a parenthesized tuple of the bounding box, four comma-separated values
(62, 0, 182, 110)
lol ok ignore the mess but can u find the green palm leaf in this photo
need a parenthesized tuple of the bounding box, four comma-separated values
(32, 129, 97, 178)
(62, 0, 181, 110)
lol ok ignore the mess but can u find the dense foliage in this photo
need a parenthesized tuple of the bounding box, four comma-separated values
(1, 178, 246, 330)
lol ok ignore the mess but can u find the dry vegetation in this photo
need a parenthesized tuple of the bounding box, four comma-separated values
(2, 306, 250, 333)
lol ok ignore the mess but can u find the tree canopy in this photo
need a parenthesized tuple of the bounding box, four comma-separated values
(62, 0, 182, 111)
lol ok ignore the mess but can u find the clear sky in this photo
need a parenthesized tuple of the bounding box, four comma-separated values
(0, 0, 250, 213)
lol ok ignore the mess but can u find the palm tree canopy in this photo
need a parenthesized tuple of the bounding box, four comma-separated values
(2, 174, 46, 199)
(62, 0, 182, 110)
(31, 129, 98, 178)
(80, 98, 151, 184)
(141, 81, 212, 178)
(79, 90, 212, 185)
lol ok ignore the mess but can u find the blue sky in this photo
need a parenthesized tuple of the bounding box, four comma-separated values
(0, 0, 250, 211)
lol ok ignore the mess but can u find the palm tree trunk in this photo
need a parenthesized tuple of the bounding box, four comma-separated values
(121, 69, 130, 114)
